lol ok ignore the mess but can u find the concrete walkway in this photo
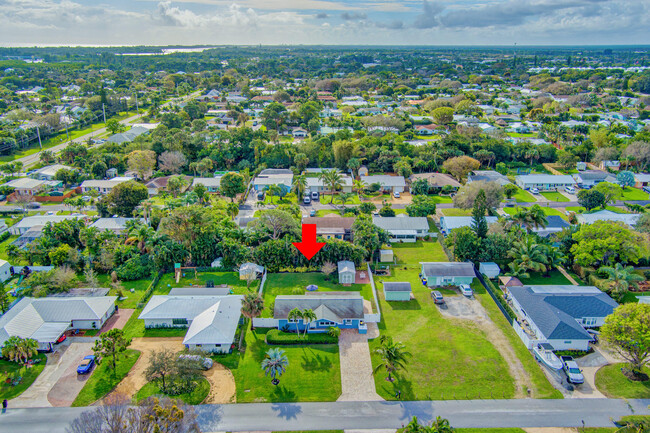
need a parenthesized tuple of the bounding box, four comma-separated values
(337, 330, 383, 402)
(557, 266, 579, 285)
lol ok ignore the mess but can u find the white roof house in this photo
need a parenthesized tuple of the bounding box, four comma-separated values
(515, 174, 575, 191)
(440, 216, 499, 235)
(9, 214, 83, 235)
(192, 177, 221, 192)
(31, 164, 73, 181)
(576, 210, 640, 226)
(360, 175, 406, 192)
(80, 177, 134, 194)
(372, 216, 429, 242)
(89, 217, 135, 234)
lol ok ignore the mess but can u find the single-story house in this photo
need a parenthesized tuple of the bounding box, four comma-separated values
(420, 262, 476, 287)
(575, 209, 640, 226)
(306, 176, 353, 194)
(292, 128, 308, 138)
(89, 217, 135, 234)
(638, 297, 650, 304)
(0, 296, 117, 352)
(479, 262, 500, 279)
(409, 173, 461, 190)
(302, 216, 355, 241)
(239, 262, 264, 280)
(338, 261, 356, 285)
(9, 214, 82, 235)
(106, 126, 149, 144)
(80, 177, 134, 195)
(168, 287, 231, 297)
(572, 170, 617, 188)
(274, 292, 366, 334)
(508, 285, 618, 351)
(383, 282, 412, 301)
(0, 259, 11, 282)
(30, 164, 73, 181)
(515, 174, 575, 191)
(529, 215, 570, 237)
(192, 177, 221, 193)
(379, 249, 394, 263)
(139, 295, 243, 353)
(372, 216, 429, 243)
(145, 175, 192, 196)
(2, 178, 51, 197)
(467, 171, 511, 186)
(360, 175, 406, 194)
(253, 169, 293, 194)
(440, 216, 499, 235)
(634, 173, 650, 188)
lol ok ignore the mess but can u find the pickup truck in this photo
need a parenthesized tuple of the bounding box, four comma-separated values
(560, 356, 584, 384)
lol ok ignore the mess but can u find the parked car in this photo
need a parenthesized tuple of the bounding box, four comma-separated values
(309, 210, 316, 217)
(77, 355, 95, 374)
(82, 195, 92, 201)
(431, 290, 445, 304)
(530, 187, 540, 195)
(26, 202, 41, 209)
(256, 191, 265, 201)
(460, 284, 473, 297)
(55, 334, 66, 344)
(393, 191, 401, 198)
(643, 186, 650, 194)
(303, 195, 311, 204)
(178, 354, 213, 370)
(560, 356, 584, 384)
(311, 191, 319, 200)
(564, 186, 576, 194)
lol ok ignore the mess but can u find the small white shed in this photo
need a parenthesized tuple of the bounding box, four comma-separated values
(211, 257, 223, 268)
(479, 262, 501, 279)
(239, 262, 264, 280)
(379, 249, 394, 263)
(338, 261, 356, 286)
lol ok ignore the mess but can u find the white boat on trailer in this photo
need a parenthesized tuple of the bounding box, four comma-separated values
(533, 342, 563, 371)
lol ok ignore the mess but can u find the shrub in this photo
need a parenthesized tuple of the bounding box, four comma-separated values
(484, 277, 517, 320)
(266, 329, 338, 345)
(116, 256, 153, 281)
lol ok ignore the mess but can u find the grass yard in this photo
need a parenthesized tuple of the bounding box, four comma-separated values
(457, 430, 527, 433)
(512, 188, 536, 203)
(565, 206, 630, 214)
(261, 273, 374, 317)
(502, 206, 568, 221)
(540, 192, 570, 202)
(320, 194, 361, 205)
(314, 210, 344, 217)
(370, 268, 516, 401)
(518, 270, 573, 286)
(96, 275, 157, 309)
(595, 363, 650, 399)
(72, 349, 141, 406)
(217, 328, 341, 403)
(135, 377, 210, 405)
(440, 208, 472, 216)
(620, 188, 649, 201)
(0, 353, 47, 400)
(393, 241, 447, 267)
(432, 195, 453, 204)
(0, 235, 21, 263)
(158, 271, 259, 295)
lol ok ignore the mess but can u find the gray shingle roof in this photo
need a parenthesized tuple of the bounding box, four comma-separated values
(182, 296, 242, 346)
(421, 262, 476, 277)
(372, 216, 429, 231)
(383, 282, 412, 292)
(274, 292, 364, 321)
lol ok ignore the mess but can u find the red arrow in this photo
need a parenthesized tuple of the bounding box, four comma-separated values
(293, 224, 325, 260)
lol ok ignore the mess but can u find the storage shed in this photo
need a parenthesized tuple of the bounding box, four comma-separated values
(479, 262, 501, 279)
(338, 261, 356, 286)
(379, 249, 394, 263)
(383, 282, 412, 302)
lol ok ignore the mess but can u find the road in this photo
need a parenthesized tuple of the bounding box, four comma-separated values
(16, 92, 201, 168)
(0, 398, 648, 432)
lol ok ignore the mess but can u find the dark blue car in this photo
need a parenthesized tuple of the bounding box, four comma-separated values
(77, 355, 95, 374)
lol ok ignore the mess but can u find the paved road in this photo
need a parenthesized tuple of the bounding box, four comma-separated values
(1, 398, 649, 432)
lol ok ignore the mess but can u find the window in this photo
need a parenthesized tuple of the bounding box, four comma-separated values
(344, 319, 353, 325)
(319, 321, 335, 327)
(582, 318, 596, 327)
(172, 318, 188, 325)
(196, 344, 202, 348)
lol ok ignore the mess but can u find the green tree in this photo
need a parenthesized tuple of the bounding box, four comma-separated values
(571, 221, 645, 267)
(347, 158, 361, 178)
(442, 156, 480, 182)
(617, 171, 636, 189)
(301, 308, 317, 338)
(102, 180, 149, 217)
(600, 263, 644, 299)
(358, 202, 377, 215)
(261, 347, 289, 385)
(167, 175, 188, 199)
(594, 182, 623, 204)
(127, 150, 156, 181)
(193, 182, 207, 204)
(144, 348, 176, 393)
(471, 189, 488, 239)
(577, 189, 607, 211)
(431, 106, 454, 125)
(503, 183, 518, 199)
(220, 172, 246, 202)
(292, 174, 307, 198)
(241, 292, 264, 330)
(92, 328, 131, 371)
(373, 335, 411, 382)
(379, 203, 396, 217)
(1, 336, 39, 363)
(105, 119, 125, 135)
(410, 178, 430, 196)
(318, 169, 343, 200)
(601, 303, 650, 372)
(406, 195, 437, 217)
(0, 286, 10, 314)
(352, 215, 389, 259)
(508, 236, 548, 276)
(453, 180, 503, 209)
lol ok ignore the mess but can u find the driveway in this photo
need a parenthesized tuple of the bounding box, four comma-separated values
(11, 341, 94, 408)
(337, 330, 383, 402)
(99, 308, 134, 334)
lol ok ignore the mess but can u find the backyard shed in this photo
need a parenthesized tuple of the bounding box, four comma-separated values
(239, 262, 264, 280)
(379, 249, 394, 263)
(338, 261, 356, 285)
(0, 259, 11, 282)
(383, 282, 412, 301)
(479, 262, 500, 279)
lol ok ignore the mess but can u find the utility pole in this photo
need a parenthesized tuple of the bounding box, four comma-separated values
(36, 125, 42, 150)
(102, 103, 106, 124)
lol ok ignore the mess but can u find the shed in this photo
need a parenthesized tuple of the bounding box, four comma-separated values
(379, 249, 394, 263)
(239, 263, 264, 280)
(338, 261, 356, 286)
(383, 282, 412, 302)
(479, 262, 500, 279)
(0, 259, 11, 282)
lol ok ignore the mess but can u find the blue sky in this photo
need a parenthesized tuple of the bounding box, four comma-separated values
(0, 0, 648, 46)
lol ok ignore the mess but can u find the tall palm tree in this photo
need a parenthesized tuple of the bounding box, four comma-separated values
(292, 174, 307, 199)
(261, 348, 289, 385)
(526, 205, 548, 229)
(542, 245, 564, 277)
(301, 309, 317, 338)
(126, 225, 156, 253)
(318, 169, 343, 203)
(266, 184, 282, 204)
(241, 292, 264, 330)
(287, 308, 304, 334)
(17, 338, 39, 363)
(353, 179, 366, 199)
(335, 192, 355, 214)
(373, 335, 411, 382)
(600, 263, 644, 299)
(507, 236, 548, 275)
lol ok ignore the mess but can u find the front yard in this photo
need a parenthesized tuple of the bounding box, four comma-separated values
(540, 192, 570, 202)
(620, 188, 649, 201)
(595, 363, 650, 399)
(440, 208, 472, 216)
(217, 328, 341, 403)
(0, 354, 47, 400)
(512, 188, 536, 203)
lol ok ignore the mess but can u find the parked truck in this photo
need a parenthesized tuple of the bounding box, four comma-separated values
(560, 355, 584, 384)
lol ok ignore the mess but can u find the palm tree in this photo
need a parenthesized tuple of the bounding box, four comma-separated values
(373, 335, 411, 382)
(241, 292, 264, 330)
(301, 309, 317, 338)
(18, 338, 39, 363)
(600, 263, 644, 299)
(261, 348, 289, 385)
(227, 202, 239, 220)
(526, 205, 548, 229)
(402, 416, 456, 433)
(2, 336, 38, 363)
(318, 169, 343, 203)
(292, 174, 307, 199)
(5, 244, 21, 263)
(542, 245, 564, 277)
(287, 308, 303, 334)
(507, 236, 548, 275)
(126, 224, 156, 253)
(353, 179, 366, 199)
(266, 184, 282, 204)
(335, 192, 355, 214)
(524, 147, 540, 166)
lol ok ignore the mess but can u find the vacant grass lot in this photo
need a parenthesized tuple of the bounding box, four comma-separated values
(440, 208, 472, 216)
(72, 349, 141, 406)
(217, 328, 341, 403)
(261, 273, 374, 317)
(595, 363, 650, 399)
(540, 192, 570, 202)
(135, 376, 210, 405)
(502, 206, 568, 220)
(0, 353, 47, 400)
(97, 275, 158, 309)
(158, 271, 259, 294)
(393, 241, 448, 267)
(370, 267, 516, 401)
(432, 195, 453, 204)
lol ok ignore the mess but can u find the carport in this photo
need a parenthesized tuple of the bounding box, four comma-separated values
(33, 322, 70, 352)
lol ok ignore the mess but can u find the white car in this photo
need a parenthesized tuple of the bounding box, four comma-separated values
(530, 187, 540, 195)
(393, 191, 401, 198)
(460, 284, 473, 297)
(565, 186, 576, 194)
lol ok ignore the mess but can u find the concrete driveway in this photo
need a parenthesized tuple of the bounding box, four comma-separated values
(11, 341, 94, 408)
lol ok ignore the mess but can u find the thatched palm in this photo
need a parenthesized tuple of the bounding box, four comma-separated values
(373, 335, 411, 382)
(261, 348, 288, 385)
(241, 292, 264, 330)
(600, 263, 644, 299)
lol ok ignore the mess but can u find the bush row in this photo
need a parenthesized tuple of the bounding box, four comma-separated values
(484, 277, 517, 321)
(265, 329, 338, 345)
(0, 231, 10, 243)
(136, 271, 163, 309)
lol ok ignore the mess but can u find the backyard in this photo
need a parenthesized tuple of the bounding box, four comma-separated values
(0, 353, 47, 400)
(517, 270, 573, 286)
(392, 240, 448, 266)
(620, 188, 649, 201)
(217, 328, 341, 403)
(158, 271, 259, 294)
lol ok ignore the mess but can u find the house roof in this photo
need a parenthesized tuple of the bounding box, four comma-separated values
(372, 216, 429, 232)
(302, 216, 355, 233)
(360, 175, 406, 187)
(306, 176, 353, 188)
(81, 177, 134, 189)
(274, 292, 365, 321)
(479, 262, 500, 272)
(106, 126, 149, 144)
(192, 177, 221, 188)
(89, 217, 135, 231)
(3, 178, 48, 189)
(13, 215, 82, 231)
(139, 295, 230, 320)
(239, 263, 264, 274)
(182, 296, 242, 346)
(169, 287, 231, 296)
(338, 260, 355, 274)
(576, 210, 640, 226)
(440, 216, 499, 231)
(410, 173, 461, 188)
(573, 170, 614, 182)
(421, 262, 475, 278)
(509, 285, 617, 341)
(468, 170, 511, 185)
(515, 174, 575, 184)
(383, 282, 412, 292)
(32, 164, 73, 178)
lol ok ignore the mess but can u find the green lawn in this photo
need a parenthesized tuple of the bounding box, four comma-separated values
(440, 208, 472, 216)
(158, 271, 259, 295)
(595, 363, 650, 399)
(0, 235, 20, 263)
(370, 268, 516, 401)
(565, 206, 630, 214)
(261, 273, 374, 317)
(135, 377, 210, 405)
(314, 210, 344, 217)
(540, 192, 570, 202)
(392, 241, 447, 267)
(96, 275, 159, 309)
(431, 195, 453, 204)
(457, 430, 526, 433)
(512, 188, 536, 203)
(0, 354, 47, 400)
(320, 194, 361, 205)
(217, 328, 341, 403)
(518, 270, 572, 286)
(502, 206, 568, 221)
(72, 349, 141, 406)
(620, 188, 649, 201)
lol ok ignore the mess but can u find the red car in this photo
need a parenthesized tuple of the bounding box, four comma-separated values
(55, 334, 67, 344)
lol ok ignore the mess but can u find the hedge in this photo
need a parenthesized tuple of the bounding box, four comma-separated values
(266, 329, 338, 345)
(136, 271, 163, 309)
(0, 231, 9, 243)
(618, 415, 650, 427)
(484, 277, 517, 321)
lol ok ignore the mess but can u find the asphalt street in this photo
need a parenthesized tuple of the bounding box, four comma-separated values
(0, 398, 648, 432)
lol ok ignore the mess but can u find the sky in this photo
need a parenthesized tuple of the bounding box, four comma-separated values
(0, 0, 648, 47)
